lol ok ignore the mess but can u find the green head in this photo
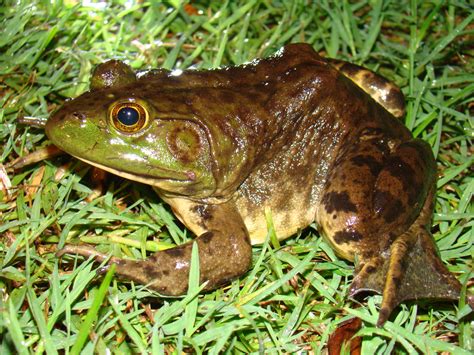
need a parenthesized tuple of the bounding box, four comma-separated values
(46, 61, 215, 197)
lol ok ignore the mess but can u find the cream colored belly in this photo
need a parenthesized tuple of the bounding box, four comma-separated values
(160, 190, 317, 245)
(235, 196, 317, 245)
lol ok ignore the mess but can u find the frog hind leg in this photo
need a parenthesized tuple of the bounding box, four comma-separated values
(328, 58, 406, 119)
(347, 140, 467, 326)
(318, 135, 468, 326)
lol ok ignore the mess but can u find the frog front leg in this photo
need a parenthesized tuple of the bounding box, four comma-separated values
(317, 131, 465, 326)
(57, 200, 252, 295)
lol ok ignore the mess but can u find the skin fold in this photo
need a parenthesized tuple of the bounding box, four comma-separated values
(46, 43, 471, 326)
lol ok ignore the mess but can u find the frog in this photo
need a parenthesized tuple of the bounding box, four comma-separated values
(45, 43, 470, 326)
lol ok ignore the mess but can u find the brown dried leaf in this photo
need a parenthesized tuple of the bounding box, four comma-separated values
(25, 165, 45, 201)
(328, 317, 362, 355)
(85, 167, 107, 202)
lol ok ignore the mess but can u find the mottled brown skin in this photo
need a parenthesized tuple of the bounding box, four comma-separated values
(327, 59, 406, 119)
(47, 44, 470, 326)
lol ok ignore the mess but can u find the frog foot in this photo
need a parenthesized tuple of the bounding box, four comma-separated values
(56, 224, 252, 296)
(57, 243, 193, 294)
(349, 228, 469, 327)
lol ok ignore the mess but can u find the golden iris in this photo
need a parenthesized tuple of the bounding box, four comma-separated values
(110, 102, 148, 133)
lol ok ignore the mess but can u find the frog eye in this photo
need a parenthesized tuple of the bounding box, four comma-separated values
(110, 102, 148, 133)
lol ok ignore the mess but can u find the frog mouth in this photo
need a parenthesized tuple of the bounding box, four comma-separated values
(74, 156, 193, 187)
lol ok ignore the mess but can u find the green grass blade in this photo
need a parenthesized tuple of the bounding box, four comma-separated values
(69, 264, 116, 354)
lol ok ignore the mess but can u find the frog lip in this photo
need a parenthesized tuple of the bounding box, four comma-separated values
(74, 156, 193, 186)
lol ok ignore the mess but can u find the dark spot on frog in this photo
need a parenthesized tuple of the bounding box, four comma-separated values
(365, 265, 376, 274)
(333, 230, 363, 244)
(144, 264, 162, 279)
(384, 157, 419, 204)
(192, 205, 213, 221)
(385, 157, 415, 186)
(164, 247, 186, 258)
(351, 154, 382, 176)
(385, 88, 403, 106)
(382, 200, 405, 223)
(322, 191, 357, 214)
(336, 62, 360, 77)
(363, 71, 386, 89)
(374, 190, 405, 223)
(200, 231, 214, 244)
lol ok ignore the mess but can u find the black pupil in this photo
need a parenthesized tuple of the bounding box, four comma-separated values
(117, 107, 139, 126)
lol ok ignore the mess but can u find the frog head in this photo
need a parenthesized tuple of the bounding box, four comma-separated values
(46, 61, 217, 198)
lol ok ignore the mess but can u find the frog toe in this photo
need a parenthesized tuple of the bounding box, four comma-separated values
(349, 258, 385, 298)
(57, 244, 135, 278)
(56, 244, 110, 262)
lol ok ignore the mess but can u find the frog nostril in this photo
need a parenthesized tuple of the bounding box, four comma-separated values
(72, 112, 86, 120)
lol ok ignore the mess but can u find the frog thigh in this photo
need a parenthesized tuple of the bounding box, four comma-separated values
(328, 59, 405, 119)
(317, 132, 392, 261)
(317, 135, 463, 326)
(57, 200, 252, 295)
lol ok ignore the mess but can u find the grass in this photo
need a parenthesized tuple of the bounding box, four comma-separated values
(0, 0, 473, 353)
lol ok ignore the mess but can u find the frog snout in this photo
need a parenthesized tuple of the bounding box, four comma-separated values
(45, 109, 77, 139)
(47, 110, 86, 133)
(49, 110, 65, 123)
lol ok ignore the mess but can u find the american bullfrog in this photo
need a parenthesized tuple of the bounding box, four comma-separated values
(46, 43, 469, 326)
